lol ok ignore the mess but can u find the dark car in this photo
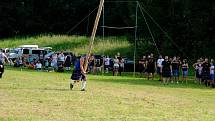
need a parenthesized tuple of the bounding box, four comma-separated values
(124, 58, 135, 72)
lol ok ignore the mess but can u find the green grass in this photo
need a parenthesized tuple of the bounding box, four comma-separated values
(0, 35, 132, 57)
(0, 69, 215, 121)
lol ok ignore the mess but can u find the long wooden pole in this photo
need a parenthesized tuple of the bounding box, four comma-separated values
(84, 0, 104, 71)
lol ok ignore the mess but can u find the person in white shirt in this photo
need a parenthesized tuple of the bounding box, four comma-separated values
(104, 56, 110, 73)
(157, 55, 164, 81)
(35, 61, 42, 71)
(58, 52, 65, 62)
(113, 56, 119, 76)
(0, 50, 9, 79)
(51, 53, 58, 71)
(0, 50, 9, 64)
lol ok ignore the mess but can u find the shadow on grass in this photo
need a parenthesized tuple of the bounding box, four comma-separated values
(2, 87, 78, 92)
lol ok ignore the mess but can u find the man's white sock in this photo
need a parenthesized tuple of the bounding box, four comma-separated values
(82, 81, 87, 89)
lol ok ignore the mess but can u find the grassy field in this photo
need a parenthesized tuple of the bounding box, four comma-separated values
(0, 35, 132, 57)
(0, 69, 215, 121)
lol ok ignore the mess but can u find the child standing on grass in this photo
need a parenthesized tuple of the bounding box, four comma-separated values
(181, 59, 189, 83)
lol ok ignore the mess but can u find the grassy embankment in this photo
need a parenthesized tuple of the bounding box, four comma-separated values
(0, 35, 132, 57)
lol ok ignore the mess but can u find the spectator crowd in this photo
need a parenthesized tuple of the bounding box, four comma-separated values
(138, 53, 214, 88)
(0, 49, 214, 88)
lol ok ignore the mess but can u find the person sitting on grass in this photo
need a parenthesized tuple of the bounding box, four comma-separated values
(35, 61, 42, 71)
(14, 58, 22, 67)
(181, 59, 189, 83)
(161, 56, 172, 85)
(28, 61, 35, 70)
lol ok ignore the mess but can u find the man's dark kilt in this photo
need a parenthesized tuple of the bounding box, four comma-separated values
(71, 69, 86, 81)
(0, 64, 4, 78)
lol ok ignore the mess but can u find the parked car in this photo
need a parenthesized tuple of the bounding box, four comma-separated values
(124, 58, 135, 72)
(8, 48, 22, 61)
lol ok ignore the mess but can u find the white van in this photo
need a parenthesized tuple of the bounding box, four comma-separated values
(18, 45, 39, 49)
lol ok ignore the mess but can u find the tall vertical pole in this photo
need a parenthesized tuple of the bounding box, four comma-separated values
(133, 1, 138, 77)
(84, 0, 104, 71)
(103, 4, 105, 40)
(102, 3, 105, 75)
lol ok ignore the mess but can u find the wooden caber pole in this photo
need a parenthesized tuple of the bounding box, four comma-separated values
(84, 0, 104, 71)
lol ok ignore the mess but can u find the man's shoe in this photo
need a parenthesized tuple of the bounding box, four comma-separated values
(70, 84, 74, 90)
(81, 89, 86, 91)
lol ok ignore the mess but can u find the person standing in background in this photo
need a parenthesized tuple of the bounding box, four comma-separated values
(181, 59, 189, 83)
(161, 56, 172, 85)
(104, 56, 111, 73)
(157, 55, 164, 81)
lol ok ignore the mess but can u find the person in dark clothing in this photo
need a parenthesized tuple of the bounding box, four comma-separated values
(202, 58, 211, 87)
(117, 53, 123, 76)
(95, 58, 101, 75)
(172, 56, 180, 83)
(70, 54, 93, 91)
(146, 56, 156, 80)
(64, 54, 72, 71)
(181, 59, 189, 83)
(0, 61, 4, 79)
(161, 56, 172, 85)
(139, 56, 147, 77)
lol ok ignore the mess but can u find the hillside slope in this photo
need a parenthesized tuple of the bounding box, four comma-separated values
(0, 35, 132, 57)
